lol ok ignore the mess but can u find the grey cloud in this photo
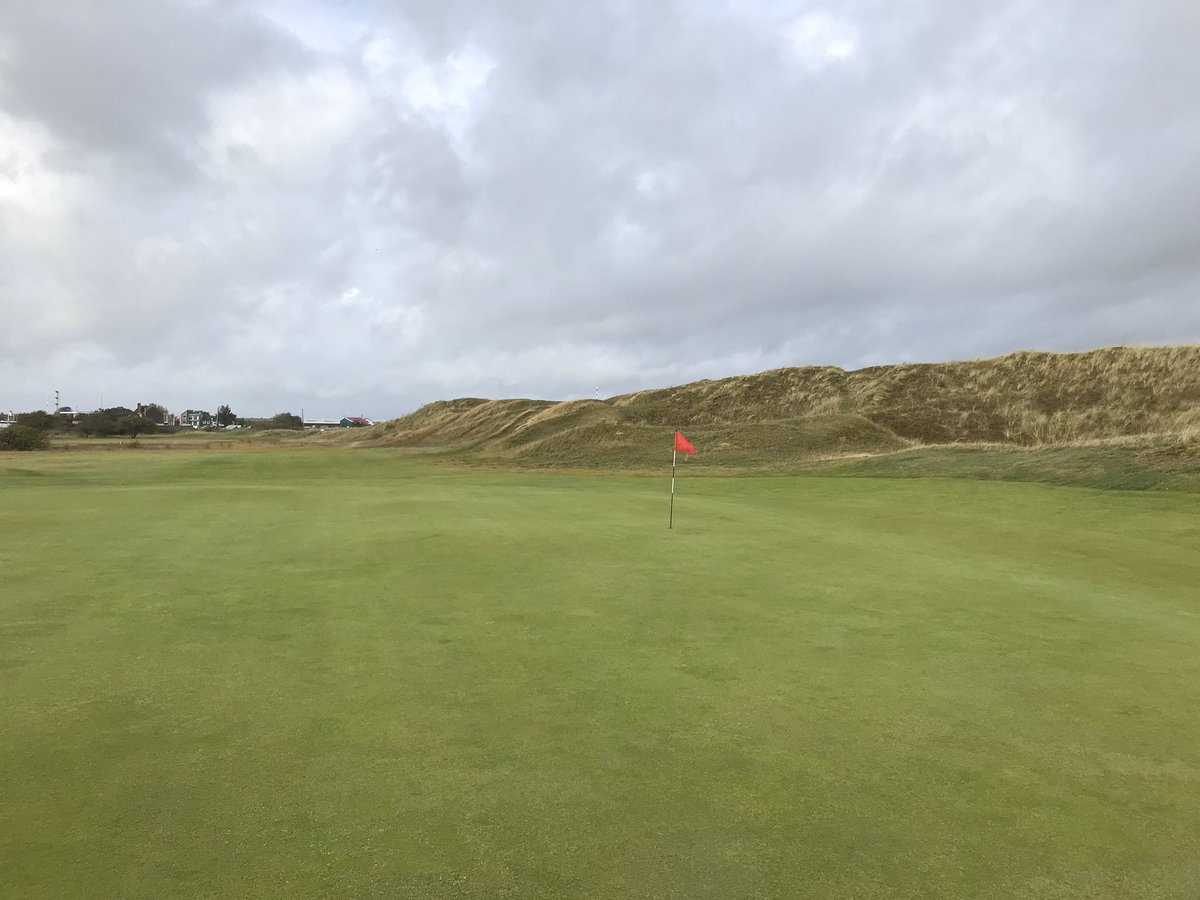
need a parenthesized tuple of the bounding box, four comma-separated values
(0, 1, 311, 175)
(1, 0, 1198, 418)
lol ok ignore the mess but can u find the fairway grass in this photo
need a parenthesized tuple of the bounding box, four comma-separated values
(3, 449, 1199, 898)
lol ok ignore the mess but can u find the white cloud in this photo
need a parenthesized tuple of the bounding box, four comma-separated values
(204, 68, 368, 179)
(784, 12, 859, 69)
(0, 111, 76, 234)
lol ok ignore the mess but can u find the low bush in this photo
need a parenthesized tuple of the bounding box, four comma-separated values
(0, 425, 50, 451)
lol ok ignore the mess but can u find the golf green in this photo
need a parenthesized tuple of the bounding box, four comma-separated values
(2, 449, 1198, 898)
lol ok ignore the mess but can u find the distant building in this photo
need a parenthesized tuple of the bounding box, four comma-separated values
(177, 409, 212, 428)
(301, 416, 375, 429)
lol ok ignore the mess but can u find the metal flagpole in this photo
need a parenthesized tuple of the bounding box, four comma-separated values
(669, 445, 677, 529)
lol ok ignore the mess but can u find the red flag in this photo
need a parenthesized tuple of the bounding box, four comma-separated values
(674, 431, 696, 455)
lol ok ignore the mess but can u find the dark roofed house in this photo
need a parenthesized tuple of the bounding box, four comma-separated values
(340, 416, 374, 427)
(178, 409, 212, 428)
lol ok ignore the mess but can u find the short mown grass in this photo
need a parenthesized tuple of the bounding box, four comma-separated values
(2, 448, 1199, 898)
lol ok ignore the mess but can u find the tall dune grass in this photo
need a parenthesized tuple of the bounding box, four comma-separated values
(343, 344, 1200, 462)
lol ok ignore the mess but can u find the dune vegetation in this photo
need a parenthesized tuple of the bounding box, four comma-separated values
(321, 345, 1200, 478)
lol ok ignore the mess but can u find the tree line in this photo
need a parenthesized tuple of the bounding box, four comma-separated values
(1, 406, 308, 450)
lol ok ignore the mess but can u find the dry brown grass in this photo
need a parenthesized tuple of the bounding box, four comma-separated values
(334, 344, 1200, 464)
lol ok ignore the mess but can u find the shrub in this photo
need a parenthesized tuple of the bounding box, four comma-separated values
(270, 412, 304, 430)
(114, 415, 157, 437)
(0, 425, 50, 451)
(15, 411, 56, 431)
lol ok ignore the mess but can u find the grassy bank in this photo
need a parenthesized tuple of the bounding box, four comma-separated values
(337, 345, 1200, 465)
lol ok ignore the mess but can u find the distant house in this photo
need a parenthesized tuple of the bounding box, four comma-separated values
(177, 409, 212, 428)
(297, 415, 375, 429)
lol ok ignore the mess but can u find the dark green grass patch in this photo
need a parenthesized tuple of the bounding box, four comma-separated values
(2, 450, 1199, 898)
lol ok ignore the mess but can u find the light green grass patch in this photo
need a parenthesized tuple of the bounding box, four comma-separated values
(2, 449, 1199, 898)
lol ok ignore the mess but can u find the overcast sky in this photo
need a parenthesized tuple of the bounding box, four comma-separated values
(2, 1, 1199, 418)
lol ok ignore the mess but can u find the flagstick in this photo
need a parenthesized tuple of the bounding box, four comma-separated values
(669, 446, 677, 529)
